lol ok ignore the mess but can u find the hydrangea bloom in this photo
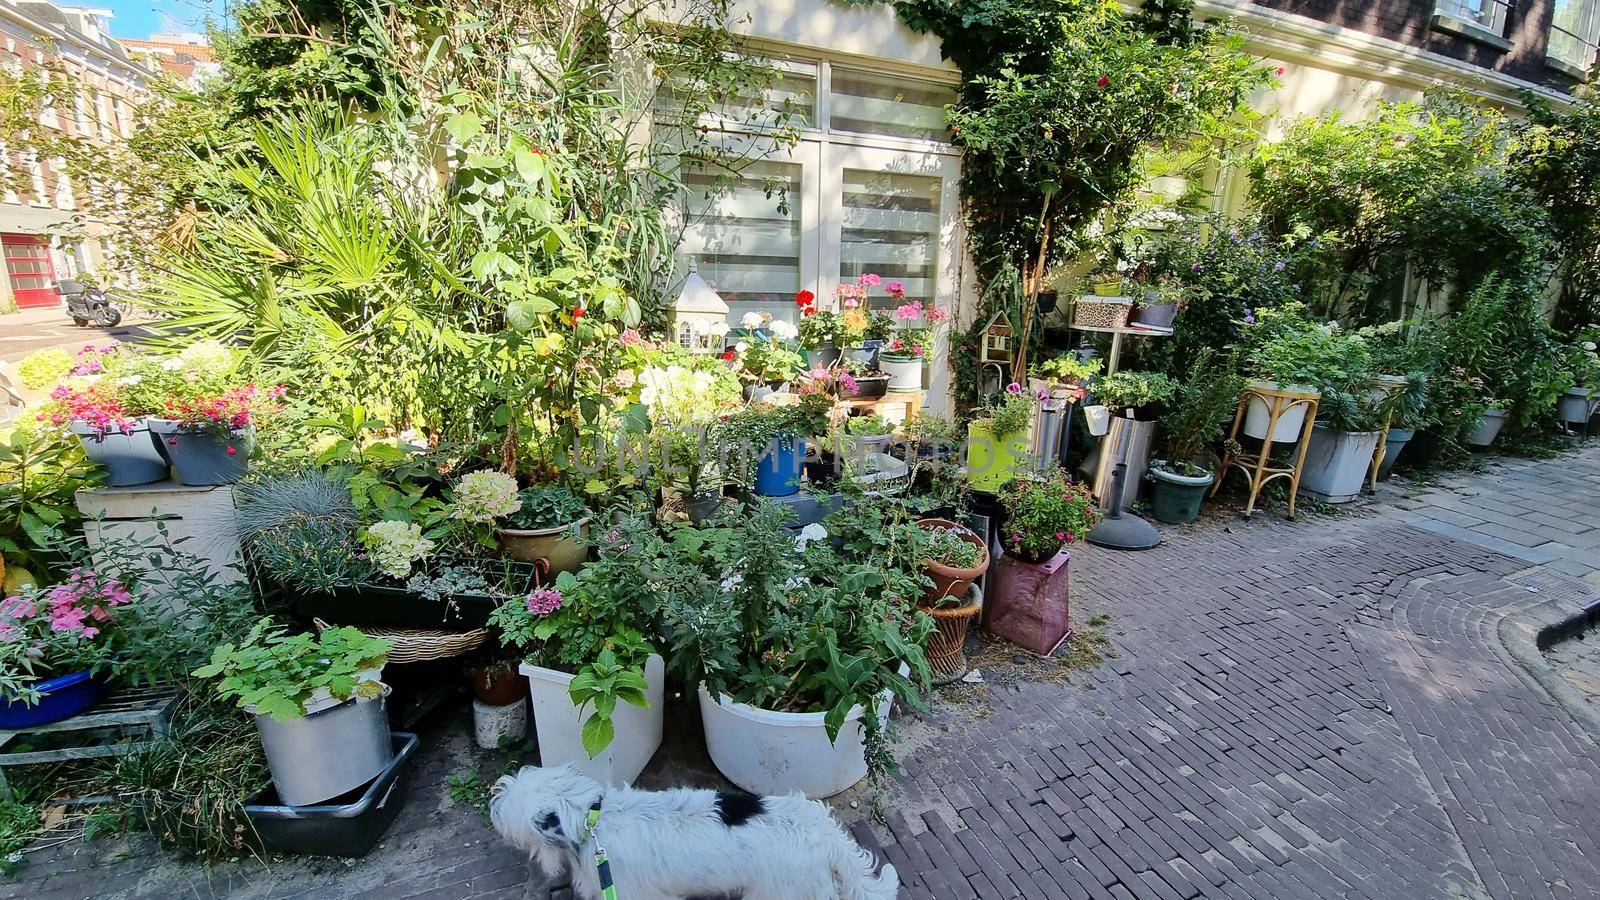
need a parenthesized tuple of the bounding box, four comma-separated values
(176, 340, 238, 376)
(362, 520, 435, 580)
(452, 471, 522, 522)
(524, 588, 563, 616)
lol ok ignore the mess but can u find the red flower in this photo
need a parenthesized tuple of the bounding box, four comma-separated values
(720, 349, 736, 361)
(571, 306, 586, 324)
(1275, 66, 1286, 77)
(225, 445, 237, 456)
(1096, 76, 1110, 88)
(795, 289, 816, 309)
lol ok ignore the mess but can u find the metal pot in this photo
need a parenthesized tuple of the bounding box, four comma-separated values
(252, 685, 394, 807)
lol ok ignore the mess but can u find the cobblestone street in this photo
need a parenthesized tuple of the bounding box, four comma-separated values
(7, 447, 1600, 899)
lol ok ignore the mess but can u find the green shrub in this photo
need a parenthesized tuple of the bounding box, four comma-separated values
(16, 347, 74, 390)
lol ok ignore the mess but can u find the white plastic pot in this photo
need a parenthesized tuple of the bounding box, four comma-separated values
(1558, 387, 1594, 425)
(880, 356, 924, 392)
(1242, 380, 1319, 443)
(521, 654, 664, 786)
(698, 664, 906, 799)
(1466, 408, 1509, 447)
(1297, 425, 1382, 504)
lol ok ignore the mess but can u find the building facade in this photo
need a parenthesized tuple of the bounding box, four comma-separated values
(0, 1, 147, 312)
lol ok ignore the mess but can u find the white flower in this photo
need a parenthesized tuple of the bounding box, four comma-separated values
(769, 320, 799, 340)
(362, 520, 435, 581)
(707, 320, 730, 337)
(740, 311, 764, 329)
(119, 374, 143, 386)
(160, 358, 183, 371)
(451, 470, 522, 522)
(794, 522, 828, 551)
(735, 341, 748, 353)
(1584, 341, 1597, 352)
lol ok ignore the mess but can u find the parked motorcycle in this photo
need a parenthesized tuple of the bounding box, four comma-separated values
(57, 279, 122, 328)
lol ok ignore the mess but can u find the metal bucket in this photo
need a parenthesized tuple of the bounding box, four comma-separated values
(252, 685, 394, 807)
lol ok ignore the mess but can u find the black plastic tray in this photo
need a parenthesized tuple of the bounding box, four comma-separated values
(291, 582, 503, 629)
(241, 732, 418, 858)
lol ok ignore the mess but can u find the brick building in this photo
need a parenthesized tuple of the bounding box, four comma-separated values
(0, 0, 147, 313)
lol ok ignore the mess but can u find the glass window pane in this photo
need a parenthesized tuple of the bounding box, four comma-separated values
(680, 160, 803, 323)
(839, 169, 940, 308)
(829, 69, 955, 142)
(655, 66, 815, 132)
(1550, 0, 1599, 66)
(11, 276, 51, 289)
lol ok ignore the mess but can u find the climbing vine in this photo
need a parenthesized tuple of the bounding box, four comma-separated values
(870, 0, 1269, 389)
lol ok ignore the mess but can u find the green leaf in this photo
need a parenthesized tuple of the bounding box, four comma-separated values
(443, 111, 482, 143)
(580, 712, 615, 757)
(514, 148, 546, 182)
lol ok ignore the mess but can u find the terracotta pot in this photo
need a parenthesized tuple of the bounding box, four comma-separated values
(915, 518, 990, 606)
(470, 665, 529, 706)
(924, 584, 983, 685)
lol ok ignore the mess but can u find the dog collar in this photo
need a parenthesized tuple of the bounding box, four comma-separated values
(581, 798, 619, 900)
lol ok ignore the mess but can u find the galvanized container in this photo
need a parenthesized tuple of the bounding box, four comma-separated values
(252, 684, 394, 807)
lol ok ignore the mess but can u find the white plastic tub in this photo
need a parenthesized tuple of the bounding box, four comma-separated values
(698, 665, 905, 799)
(521, 654, 664, 786)
(1242, 380, 1319, 443)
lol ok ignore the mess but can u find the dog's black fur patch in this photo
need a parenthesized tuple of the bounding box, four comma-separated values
(714, 792, 763, 827)
(538, 812, 560, 833)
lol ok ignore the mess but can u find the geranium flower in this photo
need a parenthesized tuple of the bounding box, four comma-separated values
(1097, 76, 1110, 88)
(795, 289, 815, 308)
(926, 307, 950, 324)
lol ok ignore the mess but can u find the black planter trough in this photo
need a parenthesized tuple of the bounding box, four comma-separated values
(241, 732, 418, 858)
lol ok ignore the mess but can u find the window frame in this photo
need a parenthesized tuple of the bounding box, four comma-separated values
(1548, 0, 1600, 77)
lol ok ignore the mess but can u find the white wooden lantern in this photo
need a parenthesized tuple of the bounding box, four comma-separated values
(670, 259, 730, 353)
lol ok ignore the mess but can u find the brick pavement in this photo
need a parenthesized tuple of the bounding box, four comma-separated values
(6, 446, 1600, 899)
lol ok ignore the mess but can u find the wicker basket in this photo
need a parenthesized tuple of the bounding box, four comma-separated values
(314, 618, 489, 664)
(1072, 297, 1134, 329)
(921, 584, 983, 685)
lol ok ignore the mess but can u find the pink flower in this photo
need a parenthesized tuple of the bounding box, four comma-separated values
(1056, 532, 1065, 541)
(620, 328, 643, 346)
(524, 588, 563, 616)
(894, 301, 923, 322)
(857, 273, 882, 288)
(884, 280, 905, 297)
(1005, 382, 1023, 394)
(925, 307, 950, 324)
(226, 445, 237, 456)
(839, 373, 858, 394)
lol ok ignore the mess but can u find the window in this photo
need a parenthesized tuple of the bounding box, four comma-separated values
(654, 60, 816, 133)
(828, 68, 955, 142)
(679, 160, 804, 324)
(1550, 0, 1600, 72)
(838, 169, 941, 307)
(1434, 0, 1509, 35)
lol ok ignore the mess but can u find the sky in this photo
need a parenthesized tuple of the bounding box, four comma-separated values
(92, 0, 226, 40)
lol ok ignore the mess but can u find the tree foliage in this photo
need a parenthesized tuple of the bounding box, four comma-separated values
(1512, 85, 1600, 329)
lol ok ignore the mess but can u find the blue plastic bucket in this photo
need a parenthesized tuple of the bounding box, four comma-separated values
(754, 434, 806, 497)
(0, 670, 110, 729)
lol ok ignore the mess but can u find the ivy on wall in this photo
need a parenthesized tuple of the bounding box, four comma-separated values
(859, 0, 1268, 395)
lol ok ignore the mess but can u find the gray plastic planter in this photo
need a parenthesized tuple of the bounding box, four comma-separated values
(1299, 426, 1381, 503)
(1465, 408, 1508, 447)
(69, 419, 168, 486)
(147, 420, 253, 485)
(1377, 427, 1415, 480)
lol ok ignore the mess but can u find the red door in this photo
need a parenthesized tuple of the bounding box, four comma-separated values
(2, 234, 60, 308)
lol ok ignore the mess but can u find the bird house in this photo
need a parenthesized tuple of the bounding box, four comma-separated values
(669, 259, 729, 353)
(980, 310, 1014, 365)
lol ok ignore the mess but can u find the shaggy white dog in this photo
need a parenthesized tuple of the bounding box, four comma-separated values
(489, 764, 899, 900)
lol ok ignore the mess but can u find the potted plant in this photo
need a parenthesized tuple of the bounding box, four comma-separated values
(488, 518, 666, 785)
(913, 519, 989, 682)
(1029, 354, 1102, 398)
(722, 396, 830, 497)
(497, 484, 591, 578)
(38, 382, 167, 486)
(662, 502, 932, 798)
(194, 618, 393, 807)
(837, 357, 889, 399)
(966, 383, 1038, 493)
(728, 317, 804, 400)
(1236, 306, 1328, 442)
(1133, 274, 1183, 329)
(1092, 371, 1177, 422)
(987, 471, 1096, 656)
(1149, 350, 1243, 524)
(879, 289, 949, 392)
(1089, 260, 1125, 297)
(1557, 333, 1599, 426)
(840, 414, 895, 464)
(835, 274, 895, 368)
(1375, 372, 1429, 479)
(0, 569, 138, 727)
(149, 382, 283, 486)
(638, 361, 742, 521)
(797, 304, 842, 370)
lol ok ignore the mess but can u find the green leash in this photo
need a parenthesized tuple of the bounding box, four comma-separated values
(582, 799, 619, 900)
